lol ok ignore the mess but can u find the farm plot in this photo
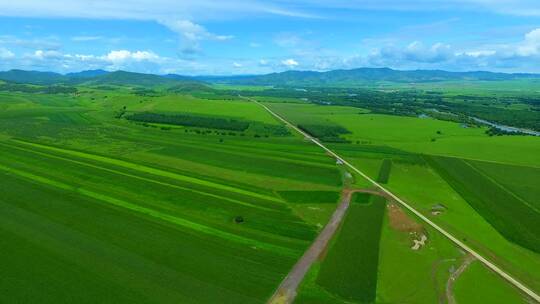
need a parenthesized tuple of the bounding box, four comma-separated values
(0, 136, 327, 303)
(0, 172, 290, 304)
(278, 191, 340, 204)
(316, 195, 386, 303)
(425, 155, 540, 253)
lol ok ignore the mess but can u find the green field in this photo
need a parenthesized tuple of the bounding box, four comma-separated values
(426, 155, 540, 253)
(315, 195, 386, 302)
(0, 79, 537, 303)
(0, 90, 347, 303)
(265, 99, 538, 301)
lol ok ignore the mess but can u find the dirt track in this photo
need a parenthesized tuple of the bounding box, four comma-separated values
(268, 189, 365, 304)
(446, 255, 476, 304)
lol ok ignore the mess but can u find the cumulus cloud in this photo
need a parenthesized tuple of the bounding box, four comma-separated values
(516, 28, 540, 56)
(281, 58, 299, 67)
(0, 47, 15, 59)
(31, 50, 63, 60)
(158, 19, 233, 55)
(105, 50, 160, 62)
(356, 28, 540, 72)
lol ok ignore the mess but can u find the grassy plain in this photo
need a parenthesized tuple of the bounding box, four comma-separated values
(1, 84, 537, 303)
(0, 90, 345, 303)
(265, 100, 539, 298)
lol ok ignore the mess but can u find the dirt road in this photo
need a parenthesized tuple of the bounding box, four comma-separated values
(446, 255, 476, 304)
(268, 189, 359, 304)
(244, 96, 540, 303)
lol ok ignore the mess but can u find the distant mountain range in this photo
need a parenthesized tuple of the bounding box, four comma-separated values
(200, 68, 540, 86)
(1, 68, 539, 87)
(0, 69, 197, 87)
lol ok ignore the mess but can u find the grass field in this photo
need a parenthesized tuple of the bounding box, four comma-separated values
(266, 100, 540, 294)
(266, 102, 540, 167)
(453, 262, 529, 304)
(0, 86, 537, 303)
(0, 91, 347, 303)
(425, 155, 540, 253)
(278, 191, 340, 204)
(316, 195, 386, 302)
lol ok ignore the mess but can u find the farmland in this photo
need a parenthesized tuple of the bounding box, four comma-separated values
(0, 72, 538, 304)
(263, 98, 539, 301)
(316, 194, 386, 302)
(0, 89, 345, 303)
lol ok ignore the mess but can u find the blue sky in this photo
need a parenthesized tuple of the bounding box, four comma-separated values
(0, 0, 539, 75)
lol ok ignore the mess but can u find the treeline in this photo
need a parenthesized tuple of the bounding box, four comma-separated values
(0, 82, 77, 94)
(298, 124, 351, 143)
(236, 87, 539, 131)
(485, 127, 523, 136)
(126, 112, 250, 131)
(248, 122, 290, 136)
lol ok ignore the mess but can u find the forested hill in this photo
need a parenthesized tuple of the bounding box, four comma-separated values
(2, 68, 540, 88)
(198, 68, 540, 87)
(0, 70, 201, 88)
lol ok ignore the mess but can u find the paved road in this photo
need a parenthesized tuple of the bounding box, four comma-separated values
(241, 96, 540, 303)
(268, 189, 357, 304)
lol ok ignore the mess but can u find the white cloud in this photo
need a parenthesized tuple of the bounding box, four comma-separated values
(249, 42, 262, 48)
(516, 28, 540, 56)
(403, 41, 453, 63)
(0, 47, 15, 59)
(158, 19, 233, 54)
(105, 50, 160, 62)
(232, 62, 243, 68)
(32, 50, 63, 59)
(281, 58, 299, 67)
(461, 50, 496, 57)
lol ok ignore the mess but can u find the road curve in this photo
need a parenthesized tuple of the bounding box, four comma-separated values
(242, 96, 540, 303)
(268, 189, 357, 304)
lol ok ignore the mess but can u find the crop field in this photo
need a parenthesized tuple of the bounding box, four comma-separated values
(263, 99, 538, 300)
(453, 262, 529, 304)
(266, 102, 540, 167)
(425, 155, 540, 253)
(315, 195, 386, 302)
(376, 159, 392, 183)
(0, 91, 348, 303)
(0, 82, 538, 304)
(278, 191, 340, 204)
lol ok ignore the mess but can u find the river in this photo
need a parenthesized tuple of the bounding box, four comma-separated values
(472, 117, 540, 136)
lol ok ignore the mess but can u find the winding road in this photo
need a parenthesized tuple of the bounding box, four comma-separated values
(240, 96, 540, 304)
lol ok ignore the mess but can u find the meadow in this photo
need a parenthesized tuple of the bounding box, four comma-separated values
(0, 89, 344, 303)
(425, 156, 540, 253)
(265, 99, 539, 299)
(0, 81, 537, 303)
(316, 195, 386, 302)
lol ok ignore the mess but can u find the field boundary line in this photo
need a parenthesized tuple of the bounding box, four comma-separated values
(242, 96, 540, 303)
(0, 141, 276, 212)
(461, 159, 540, 214)
(11, 139, 283, 203)
(0, 163, 299, 256)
